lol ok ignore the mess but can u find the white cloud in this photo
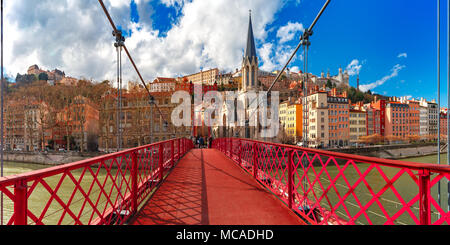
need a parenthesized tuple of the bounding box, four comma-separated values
(4, 0, 287, 84)
(397, 53, 407, 58)
(359, 64, 406, 92)
(258, 42, 302, 72)
(345, 59, 362, 76)
(290, 66, 300, 73)
(276, 21, 304, 44)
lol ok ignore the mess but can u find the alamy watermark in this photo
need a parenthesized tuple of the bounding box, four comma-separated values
(171, 84, 280, 138)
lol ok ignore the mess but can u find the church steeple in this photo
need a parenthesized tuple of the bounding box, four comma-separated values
(241, 10, 259, 93)
(245, 10, 257, 61)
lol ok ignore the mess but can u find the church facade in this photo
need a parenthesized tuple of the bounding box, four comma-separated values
(212, 11, 280, 141)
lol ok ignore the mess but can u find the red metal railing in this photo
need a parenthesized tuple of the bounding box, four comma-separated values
(0, 138, 193, 225)
(213, 138, 450, 225)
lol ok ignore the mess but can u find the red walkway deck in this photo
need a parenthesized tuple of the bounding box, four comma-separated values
(130, 149, 305, 225)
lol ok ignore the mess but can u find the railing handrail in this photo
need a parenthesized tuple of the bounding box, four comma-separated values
(0, 137, 194, 225)
(213, 137, 450, 225)
(220, 137, 450, 173)
(0, 138, 186, 186)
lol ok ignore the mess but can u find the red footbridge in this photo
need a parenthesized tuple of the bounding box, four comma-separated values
(0, 138, 449, 225)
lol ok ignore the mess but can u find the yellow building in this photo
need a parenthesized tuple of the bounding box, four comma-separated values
(279, 102, 302, 143)
(184, 68, 219, 85)
(349, 109, 367, 145)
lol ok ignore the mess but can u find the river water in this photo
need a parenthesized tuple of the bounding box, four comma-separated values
(0, 153, 449, 225)
(0, 161, 128, 225)
(294, 153, 449, 225)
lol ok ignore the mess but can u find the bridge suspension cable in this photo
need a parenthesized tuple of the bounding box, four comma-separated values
(1, 0, 4, 226)
(437, 0, 441, 219)
(97, 0, 171, 140)
(447, 0, 450, 214)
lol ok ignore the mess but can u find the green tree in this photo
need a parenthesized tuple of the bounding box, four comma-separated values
(38, 72, 49, 81)
(15, 73, 37, 86)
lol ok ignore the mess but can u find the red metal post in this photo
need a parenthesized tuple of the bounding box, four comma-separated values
(418, 169, 431, 225)
(171, 140, 174, 167)
(14, 180, 28, 225)
(159, 143, 164, 181)
(238, 139, 242, 166)
(224, 138, 227, 156)
(253, 143, 258, 179)
(178, 138, 181, 160)
(182, 139, 185, 154)
(131, 151, 138, 214)
(229, 138, 232, 158)
(287, 149, 293, 209)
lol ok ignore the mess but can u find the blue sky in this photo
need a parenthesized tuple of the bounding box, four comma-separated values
(4, 0, 449, 106)
(121, 0, 447, 105)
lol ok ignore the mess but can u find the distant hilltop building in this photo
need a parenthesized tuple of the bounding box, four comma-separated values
(16, 64, 79, 86)
(310, 67, 350, 87)
(184, 68, 219, 86)
(27, 64, 66, 82)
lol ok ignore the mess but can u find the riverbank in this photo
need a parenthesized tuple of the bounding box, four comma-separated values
(327, 143, 445, 160)
(2, 151, 105, 166)
(1, 142, 445, 166)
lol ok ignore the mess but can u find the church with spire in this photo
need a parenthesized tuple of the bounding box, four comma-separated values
(215, 10, 262, 139)
(239, 10, 262, 139)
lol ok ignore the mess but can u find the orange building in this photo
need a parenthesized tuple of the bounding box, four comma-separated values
(55, 96, 99, 151)
(98, 90, 192, 152)
(4, 99, 52, 151)
(440, 112, 447, 139)
(327, 88, 350, 147)
(4, 100, 26, 150)
(385, 101, 410, 140)
(407, 100, 420, 136)
(367, 99, 386, 136)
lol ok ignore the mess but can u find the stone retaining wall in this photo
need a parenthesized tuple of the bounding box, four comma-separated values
(328, 143, 444, 159)
(3, 152, 104, 166)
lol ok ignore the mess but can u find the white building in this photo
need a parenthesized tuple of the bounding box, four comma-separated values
(420, 98, 438, 137)
(310, 68, 350, 88)
(419, 104, 428, 137)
